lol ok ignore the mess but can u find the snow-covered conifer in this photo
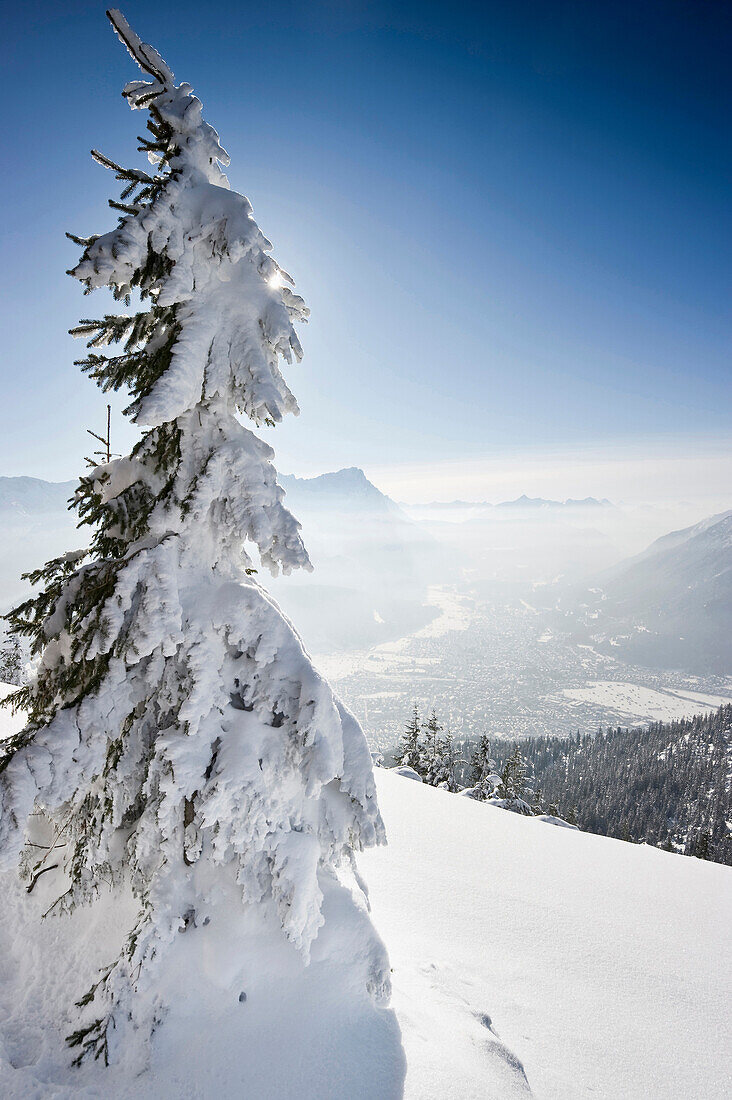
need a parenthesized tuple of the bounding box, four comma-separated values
(0, 10, 389, 1067)
(470, 734, 497, 794)
(394, 703, 421, 772)
(418, 709, 442, 785)
(434, 729, 459, 791)
(496, 745, 534, 815)
(415, 709, 460, 790)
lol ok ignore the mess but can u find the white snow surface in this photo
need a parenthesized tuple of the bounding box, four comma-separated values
(2, 752, 730, 1098)
(360, 770, 732, 1100)
(560, 680, 732, 724)
(0, 854, 404, 1099)
(390, 765, 423, 782)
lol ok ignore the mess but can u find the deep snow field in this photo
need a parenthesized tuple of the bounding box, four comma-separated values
(362, 770, 732, 1099)
(1, 685, 730, 1098)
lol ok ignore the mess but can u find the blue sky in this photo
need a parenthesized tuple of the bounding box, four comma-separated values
(1, 1, 729, 503)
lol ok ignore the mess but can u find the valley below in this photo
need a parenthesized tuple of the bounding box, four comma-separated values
(3, 471, 732, 750)
(313, 583, 732, 748)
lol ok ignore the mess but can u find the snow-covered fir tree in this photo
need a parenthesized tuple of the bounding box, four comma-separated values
(468, 734, 501, 801)
(0, 10, 390, 1068)
(394, 703, 421, 771)
(434, 729, 460, 791)
(418, 709, 443, 786)
(415, 710, 460, 791)
(495, 745, 534, 815)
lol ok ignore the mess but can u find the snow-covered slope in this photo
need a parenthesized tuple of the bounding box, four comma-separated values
(575, 509, 732, 673)
(361, 769, 732, 1100)
(1, 702, 729, 1099)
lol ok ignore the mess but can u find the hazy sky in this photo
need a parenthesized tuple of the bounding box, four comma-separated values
(1, 1, 729, 504)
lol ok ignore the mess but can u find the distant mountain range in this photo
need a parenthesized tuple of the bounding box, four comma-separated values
(496, 495, 613, 510)
(3, 473, 731, 672)
(272, 468, 444, 652)
(564, 510, 732, 674)
(0, 477, 83, 610)
(0, 470, 442, 652)
(405, 495, 613, 511)
(280, 468, 403, 516)
(0, 476, 76, 516)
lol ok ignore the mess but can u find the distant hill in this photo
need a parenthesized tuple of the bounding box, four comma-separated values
(0, 470, 443, 652)
(566, 510, 732, 674)
(270, 468, 445, 652)
(405, 495, 613, 511)
(0, 476, 76, 516)
(0, 477, 83, 610)
(495, 494, 612, 511)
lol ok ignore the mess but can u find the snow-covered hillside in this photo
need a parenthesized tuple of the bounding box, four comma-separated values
(1, 684, 729, 1099)
(569, 509, 732, 674)
(360, 770, 732, 1100)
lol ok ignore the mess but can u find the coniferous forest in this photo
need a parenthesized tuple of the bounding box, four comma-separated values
(387, 704, 732, 866)
(498, 706, 732, 864)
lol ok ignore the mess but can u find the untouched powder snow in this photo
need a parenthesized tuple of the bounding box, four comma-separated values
(0, 859, 404, 1099)
(361, 769, 732, 1100)
(1, 690, 730, 1098)
(0, 684, 405, 1098)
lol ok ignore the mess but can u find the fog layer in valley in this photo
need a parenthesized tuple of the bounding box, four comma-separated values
(2, 471, 731, 746)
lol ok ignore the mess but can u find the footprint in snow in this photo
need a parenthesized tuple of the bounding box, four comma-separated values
(475, 1011, 532, 1093)
(1, 1020, 43, 1069)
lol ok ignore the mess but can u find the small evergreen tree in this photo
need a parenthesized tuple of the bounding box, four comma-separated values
(470, 734, 493, 786)
(0, 10, 389, 1067)
(394, 703, 421, 772)
(690, 830, 712, 860)
(434, 728, 459, 791)
(469, 733, 498, 800)
(419, 709, 443, 786)
(497, 745, 533, 815)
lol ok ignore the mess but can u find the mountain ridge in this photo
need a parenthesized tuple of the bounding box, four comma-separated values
(402, 495, 614, 511)
(279, 467, 404, 516)
(565, 510, 732, 674)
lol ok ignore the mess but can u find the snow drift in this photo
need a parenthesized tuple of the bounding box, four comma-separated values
(2, 713, 729, 1098)
(361, 769, 732, 1100)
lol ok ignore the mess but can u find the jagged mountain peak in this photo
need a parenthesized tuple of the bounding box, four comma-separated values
(280, 468, 402, 514)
